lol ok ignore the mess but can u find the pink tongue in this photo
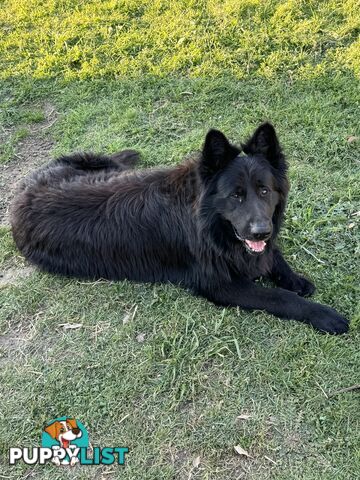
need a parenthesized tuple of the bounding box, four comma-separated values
(245, 240, 266, 252)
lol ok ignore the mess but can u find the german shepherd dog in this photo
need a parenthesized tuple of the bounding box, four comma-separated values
(11, 123, 348, 334)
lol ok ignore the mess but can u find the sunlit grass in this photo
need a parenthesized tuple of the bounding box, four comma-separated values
(0, 0, 359, 80)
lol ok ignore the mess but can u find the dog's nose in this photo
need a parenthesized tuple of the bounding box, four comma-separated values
(250, 222, 272, 240)
(72, 427, 80, 435)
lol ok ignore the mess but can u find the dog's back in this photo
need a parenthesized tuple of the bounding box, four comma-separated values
(11, 150, 195, 282)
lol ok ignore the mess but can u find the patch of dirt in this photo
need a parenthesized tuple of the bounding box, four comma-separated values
(0, 329, 26, 351)
(0, 323, 33, 366)
(0, 265, 34, 286)
(0, 102, 58, 226)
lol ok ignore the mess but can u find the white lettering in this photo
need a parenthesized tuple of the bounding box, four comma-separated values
(9, 448, 23, 465)
(23, 447, 38, 465)
(39, 448, 53, 464)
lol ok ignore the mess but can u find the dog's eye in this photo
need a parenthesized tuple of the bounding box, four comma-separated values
(231, 192, 243, 201)
(260, 187, 269, 196)
(60, 428, 64, 433)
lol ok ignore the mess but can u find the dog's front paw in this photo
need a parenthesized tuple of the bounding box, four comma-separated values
(293, 275, 315, 297)
(279, 274, 315, 297)
(306, 304, 349, 334)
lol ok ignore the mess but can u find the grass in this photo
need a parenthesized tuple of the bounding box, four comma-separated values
(0, 1, 359, 479)
(0, 0, 359, 79)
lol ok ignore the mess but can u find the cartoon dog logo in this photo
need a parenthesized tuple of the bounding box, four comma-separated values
(43, 418, 83, 466)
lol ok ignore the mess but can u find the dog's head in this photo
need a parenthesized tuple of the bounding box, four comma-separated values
(44, 418, 82, 447)
(198, 123, 289, 254)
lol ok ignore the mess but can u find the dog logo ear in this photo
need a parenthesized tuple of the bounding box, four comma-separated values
(44, 421, 59, 439)
(66, 418, 77, 429)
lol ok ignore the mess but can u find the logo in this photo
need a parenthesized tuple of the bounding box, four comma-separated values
(9, 416, 129, 467)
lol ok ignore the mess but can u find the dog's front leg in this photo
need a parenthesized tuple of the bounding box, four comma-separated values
(199, 279, 348, 334)
(269, 249, 315, 297)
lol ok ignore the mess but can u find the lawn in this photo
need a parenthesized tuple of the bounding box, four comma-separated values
(0, 1, 359, 479)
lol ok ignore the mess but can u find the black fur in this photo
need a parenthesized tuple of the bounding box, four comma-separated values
(11, 123, 349, 334)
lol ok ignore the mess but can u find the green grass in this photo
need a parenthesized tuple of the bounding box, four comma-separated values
(0, 0, 359, 79)
(0, 1, 359, 479)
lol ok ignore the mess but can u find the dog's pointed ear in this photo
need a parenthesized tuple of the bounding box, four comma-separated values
(200, 129, 240, 181)
(242, 123, 283, 168)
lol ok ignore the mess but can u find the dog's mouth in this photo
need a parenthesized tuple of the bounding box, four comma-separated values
(61, 438, 70, 449)
(233, 228, 267, 254)
(244, 239, 267, 253)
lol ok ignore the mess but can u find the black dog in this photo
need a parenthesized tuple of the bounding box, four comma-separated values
(11, 123, 348, 334)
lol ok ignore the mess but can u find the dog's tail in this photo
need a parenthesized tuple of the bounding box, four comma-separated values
(54, 149, 140, 172)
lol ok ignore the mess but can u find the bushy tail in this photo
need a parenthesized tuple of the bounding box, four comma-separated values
(54, 149, 140, 172)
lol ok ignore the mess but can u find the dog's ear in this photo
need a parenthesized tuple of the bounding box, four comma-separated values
(200, 129, 240, 181)
(242, 123, 284, 168)
(67, 418, 77, 429)
(44, 421, 60, 439)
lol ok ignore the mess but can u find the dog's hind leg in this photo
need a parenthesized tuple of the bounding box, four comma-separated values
(54, 150, 140, 173)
